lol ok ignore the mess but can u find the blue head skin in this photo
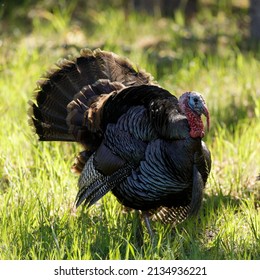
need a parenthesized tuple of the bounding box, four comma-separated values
(179, 91, 210, 138)
(187, 92, 208, 117)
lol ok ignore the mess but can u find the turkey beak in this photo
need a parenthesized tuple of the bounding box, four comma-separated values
(202, 105, 210, 132)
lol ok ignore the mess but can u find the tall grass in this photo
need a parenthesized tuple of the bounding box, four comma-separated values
(0, 1, 259, 259)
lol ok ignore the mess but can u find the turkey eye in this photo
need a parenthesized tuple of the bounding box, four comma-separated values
(194, 97, 198, 103)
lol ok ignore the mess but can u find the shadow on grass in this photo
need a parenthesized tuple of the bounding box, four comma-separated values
(26, 189, 256, 260)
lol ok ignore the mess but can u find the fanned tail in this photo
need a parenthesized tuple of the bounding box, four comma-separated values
(29, 48, 155, 145)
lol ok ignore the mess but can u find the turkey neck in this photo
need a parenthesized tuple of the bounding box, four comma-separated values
(184, 107, 205, 138)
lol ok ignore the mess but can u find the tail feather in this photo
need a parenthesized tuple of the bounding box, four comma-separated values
(29, 48, 155, 144)
(31, 119, 75, 142)
(51, 59, 89, 94)
(75, 51, 107, 84)
(37, 77, 72, 107)
(32, 102, 67, 126)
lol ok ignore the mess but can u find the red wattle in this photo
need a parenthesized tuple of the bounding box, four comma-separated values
(185, 108, 205, 138)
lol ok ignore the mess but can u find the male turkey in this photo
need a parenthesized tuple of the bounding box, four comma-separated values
(29, 49, 211, 236)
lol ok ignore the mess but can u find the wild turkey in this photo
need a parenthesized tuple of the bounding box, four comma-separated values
(29, 48, 211, 236)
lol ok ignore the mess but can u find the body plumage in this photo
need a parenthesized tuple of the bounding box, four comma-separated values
(29, 49, 211, 228)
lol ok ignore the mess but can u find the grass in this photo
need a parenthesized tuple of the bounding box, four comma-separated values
(0, 1, 259, 260)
